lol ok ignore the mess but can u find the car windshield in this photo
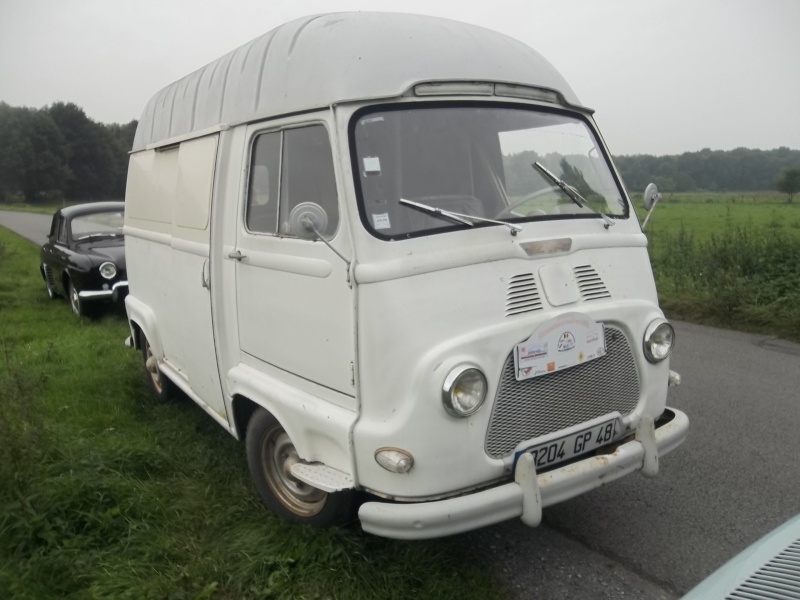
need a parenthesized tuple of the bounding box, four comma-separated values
(352, 105, 628, 239)
(70, 211, 124, 241)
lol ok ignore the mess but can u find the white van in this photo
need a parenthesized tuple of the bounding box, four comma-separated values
(124, 12, 688, 539)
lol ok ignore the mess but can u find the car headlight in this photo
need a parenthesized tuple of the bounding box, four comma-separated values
(99, 262, 117, 280)
(442, 366, 487, 417)
(643, 319, 675, 363)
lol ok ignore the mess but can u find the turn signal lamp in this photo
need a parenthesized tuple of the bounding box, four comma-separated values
(375, 448, 414, 473)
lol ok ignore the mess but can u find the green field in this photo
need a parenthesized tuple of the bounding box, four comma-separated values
(631, 192, 800, 342)
(0, 227, 502, 599)
(634, 191, 800, 241)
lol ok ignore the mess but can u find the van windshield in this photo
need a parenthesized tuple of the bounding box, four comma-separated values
(352, 104, 628, 239)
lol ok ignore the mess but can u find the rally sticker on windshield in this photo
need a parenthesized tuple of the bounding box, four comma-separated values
(514, 312, 606, 381)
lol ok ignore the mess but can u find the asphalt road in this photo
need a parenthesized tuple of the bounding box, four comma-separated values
(2, 210, 799, 599)
(468, 321, 800, 599)
(0, 209, 52, 247)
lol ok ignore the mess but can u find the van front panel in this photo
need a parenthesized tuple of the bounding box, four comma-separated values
(351, 242, 670, 498)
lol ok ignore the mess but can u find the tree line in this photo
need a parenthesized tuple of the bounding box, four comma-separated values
(0, 102, 136, 204)
(0, 101, 798, 204)
(613, 146, 800, 195)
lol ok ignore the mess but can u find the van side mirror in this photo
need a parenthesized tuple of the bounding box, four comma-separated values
(288, 202, 352, 280)
(289, 202, 329, 240)
(641, 183, 663, 231)
(643, 183, 661, 211)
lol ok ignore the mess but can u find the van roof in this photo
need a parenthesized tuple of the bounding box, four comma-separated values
(132, 12, 584, 151)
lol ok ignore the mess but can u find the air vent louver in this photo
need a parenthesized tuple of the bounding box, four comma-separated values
(574, 265, 611, 300)
(726, 538, 800, 599)
(506, 273, 543, 317)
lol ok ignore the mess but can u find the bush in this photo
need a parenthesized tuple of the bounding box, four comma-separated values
(651, 223, 800, 341)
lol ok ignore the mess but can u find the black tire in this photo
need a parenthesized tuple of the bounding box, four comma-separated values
(139, 330, 175, 402)
(68, 280, 85, 316)
(245, 408, 355, 526)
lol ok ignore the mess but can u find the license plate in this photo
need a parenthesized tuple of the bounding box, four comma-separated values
(517, 417, 621, 471)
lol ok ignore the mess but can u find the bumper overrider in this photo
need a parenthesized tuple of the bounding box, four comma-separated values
(358, 407, 689, 539)
(78, 280, 129, 302)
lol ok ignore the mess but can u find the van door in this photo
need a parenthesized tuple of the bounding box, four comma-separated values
(126, 134, 226, 419)
(229, 121, 354, 396)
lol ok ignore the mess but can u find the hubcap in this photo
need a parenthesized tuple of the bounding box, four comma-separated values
(144, 343, 163, 393)
(261, 426, 327, 517)
(70, 286, 80, 315)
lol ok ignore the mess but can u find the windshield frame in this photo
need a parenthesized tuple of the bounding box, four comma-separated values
(348, 100, 630, 241)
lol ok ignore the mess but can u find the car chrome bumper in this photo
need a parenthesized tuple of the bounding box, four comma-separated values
(78, 280, 129, 302)
(358, 407, 689, 539)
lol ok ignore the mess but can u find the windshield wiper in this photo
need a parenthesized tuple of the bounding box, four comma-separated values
(400, 198, 523, 236)
(532, 162, 615, 229)
(76, 232, 121, 241)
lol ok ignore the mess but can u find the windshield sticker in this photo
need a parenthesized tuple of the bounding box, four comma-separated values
(360, 116, 385, 125)
(514, 312, 606, 381)
(372, 213, 391, 230)
(363, 156, 381, 175)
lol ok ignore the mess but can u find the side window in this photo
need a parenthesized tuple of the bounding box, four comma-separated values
(246, 132, 280, 234)
(57, 217, 68, 243)
(49, 215, 59, 240)
(245, 124, 339, 239)
(279, 125, 339, 237)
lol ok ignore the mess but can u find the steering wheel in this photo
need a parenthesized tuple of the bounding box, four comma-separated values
(493, 186, 560, 219)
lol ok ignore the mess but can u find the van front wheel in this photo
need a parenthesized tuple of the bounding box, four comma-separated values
(246, 409, 354, 526)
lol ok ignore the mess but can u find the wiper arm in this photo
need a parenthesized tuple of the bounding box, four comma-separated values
(532, 162, 615, 229)
(400, 198, 522, 236)
(76, 232, 121, 241)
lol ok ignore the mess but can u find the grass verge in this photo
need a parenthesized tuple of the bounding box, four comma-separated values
(649, 223, 800, 343)
(0, 226, 504, 600)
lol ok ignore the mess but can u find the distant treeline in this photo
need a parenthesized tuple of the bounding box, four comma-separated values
(0, 102, 136, 204)
(613, 147, 800, 194)
(0, 101, 798, 204)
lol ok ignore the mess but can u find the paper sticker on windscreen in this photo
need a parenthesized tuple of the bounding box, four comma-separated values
(363, 156, 381, 175)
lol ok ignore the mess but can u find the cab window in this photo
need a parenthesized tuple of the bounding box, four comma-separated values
(246, 124, 339, 239)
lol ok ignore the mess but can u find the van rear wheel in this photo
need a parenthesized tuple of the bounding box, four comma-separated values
(245, 408, 355, 526)
(139, 331, 175, 402)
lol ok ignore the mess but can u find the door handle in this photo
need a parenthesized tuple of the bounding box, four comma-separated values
(227, 250, 246, 261)
(201, 259, 210, 289)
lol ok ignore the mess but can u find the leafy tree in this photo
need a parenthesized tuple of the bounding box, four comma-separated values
(0, 103, 70, 203)
(558, 157, 599, 199)
(0, 102, 136, 204)
(775, 167, 800, 202)
(103, 120, 138, 197)
(48, 102, 117, 200)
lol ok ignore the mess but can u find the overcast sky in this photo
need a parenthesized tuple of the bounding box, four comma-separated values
(1, 0, 798, 155)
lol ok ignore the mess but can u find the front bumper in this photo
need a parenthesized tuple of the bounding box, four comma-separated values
(358, 407, 689, 539)
(78, 280, 128, 302)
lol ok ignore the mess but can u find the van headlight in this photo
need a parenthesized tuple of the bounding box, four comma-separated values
(643, 319, 675, 363)
(442, 366, 487, 417)
(99, 262, 117, 280)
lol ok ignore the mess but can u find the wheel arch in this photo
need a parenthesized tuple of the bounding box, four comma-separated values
(226, 364, 357, 479)
(125, 295, 164, 358)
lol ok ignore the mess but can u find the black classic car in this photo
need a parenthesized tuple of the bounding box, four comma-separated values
(39, 202, 127, 316)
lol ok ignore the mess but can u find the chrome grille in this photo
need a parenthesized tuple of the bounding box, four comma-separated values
(485, 326, 640, 459)
(574, 265, 611, 300)
(727, 539, 800, 600)
(506, 273, 543, 317)
(43, 264, 55, 287)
